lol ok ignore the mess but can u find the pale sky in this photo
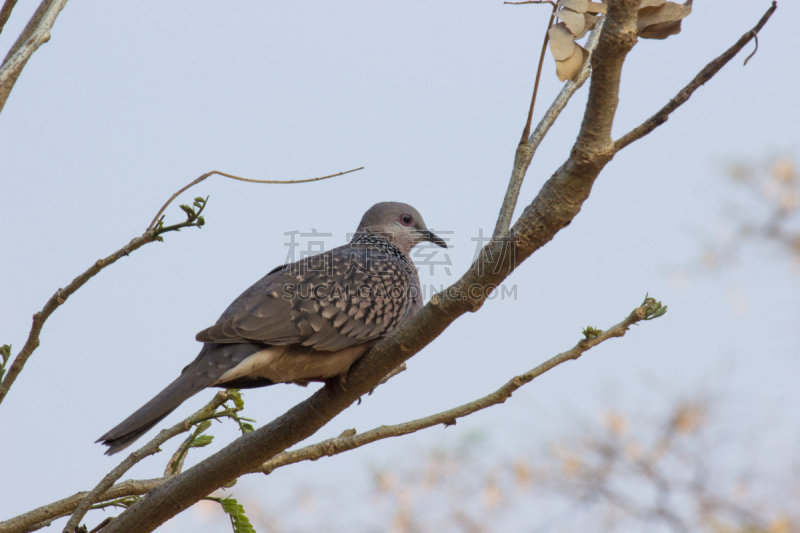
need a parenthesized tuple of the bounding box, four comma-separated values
(1, 1, 798, 532)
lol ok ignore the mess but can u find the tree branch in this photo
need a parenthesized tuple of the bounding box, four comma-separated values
(102, 3, 644, 531)
(614, 1, 778, 152)
(0, 168, 358, 406)
(61, 392, 231, 533)
(258, 297, 660, 474)
(0, 0, 66, 113)
(493, 16, 606, 238)
(0, 0, 19, 35)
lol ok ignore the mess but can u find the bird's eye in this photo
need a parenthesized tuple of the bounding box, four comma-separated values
(400, 214, 413, 226)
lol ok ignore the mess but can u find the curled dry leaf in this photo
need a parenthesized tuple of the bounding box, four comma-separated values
(638, 0, 692, 39)
(640, 19, 683, 39)
(556, 8, 586, 36)
(556, 44, 588, 82)
(548, 23, 578, 61)
(557, 0, 589, 14)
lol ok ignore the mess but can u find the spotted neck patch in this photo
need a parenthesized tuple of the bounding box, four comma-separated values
(350, 233, 412, 272)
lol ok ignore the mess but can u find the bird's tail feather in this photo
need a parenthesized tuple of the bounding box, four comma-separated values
(96, 373, 206, 455)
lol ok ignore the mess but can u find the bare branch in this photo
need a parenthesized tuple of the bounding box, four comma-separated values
(0, 479, 164, 533)
(258, 298, 658, 474)
(61, 392, 231, 533)
(493, 16, 606, 238)
(0, 0, 19, 35)
(614, 2, 778, 152)
(146, 167, 364, 232)
(0, 0, 67, 113)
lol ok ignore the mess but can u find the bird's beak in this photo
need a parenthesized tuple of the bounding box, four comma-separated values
(420, 229, 448, 248)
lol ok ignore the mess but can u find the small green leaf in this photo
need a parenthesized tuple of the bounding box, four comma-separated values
(190, 435, 214, 448)
(196, 420, 212, 433)
(219, 496, 256, 533)
(222, 479, 238, 489)
(582, 326, 602, 340)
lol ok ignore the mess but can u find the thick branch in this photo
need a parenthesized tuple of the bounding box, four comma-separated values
(0, 0, 66, 113)
(259, 301, 652, 474)
(493, 16, 606, 238)
(102, 3, 644, 531)
(614, 1, 777, 151)
(0, 168, 357, 406)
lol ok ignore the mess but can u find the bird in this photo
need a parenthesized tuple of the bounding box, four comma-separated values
(97, 201, 446, 455)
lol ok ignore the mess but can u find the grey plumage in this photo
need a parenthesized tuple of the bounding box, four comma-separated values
(97, 202, 445, 455)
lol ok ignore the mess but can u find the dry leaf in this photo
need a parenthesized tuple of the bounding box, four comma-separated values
(638, 0, 692, 33)
(639, 19, 682, 39)
(556, 44, 588, 82)
(572, 12, 598, 39)
(586, 1, 606, 14)
(640, 0, 666, 7)
(557, 8, 586, 36)
(557, 0, 589, 13)
(548, 23, 578, 61)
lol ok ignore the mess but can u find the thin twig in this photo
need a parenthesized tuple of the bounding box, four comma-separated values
(61, 392, 231, 533)
(258, 299, 657, 474)
(0, 0, 19, 34)
(614, 2, 777, 152)
(493, 16, 605, 238)
(520, 4, 557, 143)
(743, 32, 758, 66)
(146, 167, 364, 231)
(88, 517, 114, 533)
(164, 434, 194, 477)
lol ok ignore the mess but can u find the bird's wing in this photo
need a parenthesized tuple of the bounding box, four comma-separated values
(196, 243, 413, 351)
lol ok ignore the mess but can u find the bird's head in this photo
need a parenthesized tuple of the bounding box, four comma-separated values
(354, 201, 447, 255)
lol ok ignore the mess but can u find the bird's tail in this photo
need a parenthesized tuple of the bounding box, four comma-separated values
(96, 373, 206, 455)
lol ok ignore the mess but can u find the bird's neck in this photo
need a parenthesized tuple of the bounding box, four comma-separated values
(351, 233, 413, 270)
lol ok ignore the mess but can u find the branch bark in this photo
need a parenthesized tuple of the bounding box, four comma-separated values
(0, 168, 357, 406)
(102, 2, 643, 531)
(0, 0, 66, 113)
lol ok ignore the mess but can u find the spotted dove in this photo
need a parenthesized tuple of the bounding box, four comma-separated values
(97, 202, 446, 455)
